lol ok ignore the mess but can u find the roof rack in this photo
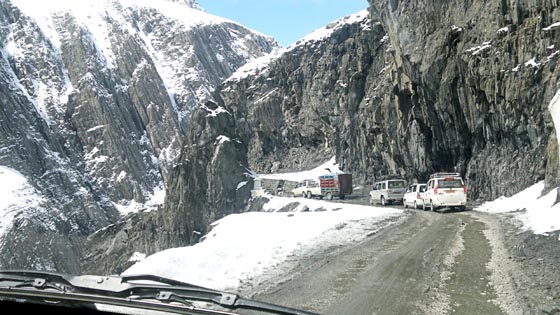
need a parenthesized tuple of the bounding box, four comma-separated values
(430, 172, 461, 179)
(378, 174, 405, 181)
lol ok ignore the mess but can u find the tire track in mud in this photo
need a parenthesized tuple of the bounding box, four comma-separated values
(252, 211, 463, 314)
(439, 216, 504, 315)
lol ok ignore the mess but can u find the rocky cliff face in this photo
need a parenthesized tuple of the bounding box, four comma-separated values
(0, 0, 276, 271)
(85, 1, 560, 275)
(81, 99, 253, 274)
(3, 0, 560, 276)
(216, 2, 560, 202)
(368, 0, 560, 199)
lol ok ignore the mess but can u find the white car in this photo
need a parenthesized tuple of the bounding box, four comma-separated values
(403, 183, 427, 209)
(292, 179, 321, 198)
(369, 178, 407, 206)
(422, 173, 467, 211)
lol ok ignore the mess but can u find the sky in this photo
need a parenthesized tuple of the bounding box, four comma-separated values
(196, 0, 368, 47)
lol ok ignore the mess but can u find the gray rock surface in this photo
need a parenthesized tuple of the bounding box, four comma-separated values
(83, 1, 560, 274)
(2, 0, 560, 278)
(82, 100, 254, 274)
(368, 0, 560, 200)
(0, 0, 275, 272)
(218, 2, 560, 202)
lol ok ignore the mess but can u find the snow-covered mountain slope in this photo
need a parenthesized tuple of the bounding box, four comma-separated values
(81, 1, 560, 278)
(0, 0, 277, 271)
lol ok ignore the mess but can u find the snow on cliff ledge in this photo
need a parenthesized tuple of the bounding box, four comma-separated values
(257, 156, 343, 182)
(226, 9, 370, 82)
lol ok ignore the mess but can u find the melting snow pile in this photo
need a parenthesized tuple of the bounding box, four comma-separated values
(475, 181, 560, 234)
(124, 196, 401, 291)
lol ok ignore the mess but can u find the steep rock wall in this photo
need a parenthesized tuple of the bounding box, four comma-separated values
(0, 0, 275, 271)
(83, 1, 560, 274)
(218, 2, 560, 201)
(369, 0, 560, 199)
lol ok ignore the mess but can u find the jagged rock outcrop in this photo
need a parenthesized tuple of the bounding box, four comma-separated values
(82, 100, 252, 274)
(0, 0, 276, 272)
(216, 2, 560, 202)
(220, 11, 381, 176)
(97, 2, 560, 274)
(155, 100, 253, 249)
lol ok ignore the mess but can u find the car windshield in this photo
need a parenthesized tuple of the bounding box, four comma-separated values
(1, 1, 559, 315)
(438, 179, 463, 188)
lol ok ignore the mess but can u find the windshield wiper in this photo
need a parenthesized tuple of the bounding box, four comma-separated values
(0, 270, 320, 315)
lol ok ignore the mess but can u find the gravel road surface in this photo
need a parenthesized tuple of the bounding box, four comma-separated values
(244, 204, 559, 315)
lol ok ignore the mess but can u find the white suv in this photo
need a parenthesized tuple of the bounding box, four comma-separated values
(369, 178, 407, 206)
(292, 179, 321, 198)
(403, 183, 427, 209)
(422, 173, 467, 211)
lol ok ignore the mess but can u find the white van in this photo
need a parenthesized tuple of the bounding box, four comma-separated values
(422, 173, 467, 211)
(292, 179, 321, 198)
(403, 183, 427, 209)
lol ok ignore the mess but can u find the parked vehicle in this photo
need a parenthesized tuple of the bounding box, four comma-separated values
(422, 172, 467, 211)
(292, 173, 353, 200)
(403, 183, 427, 209)
(292, 179, 321, 198)
(369, 178, 407, 206)
(319, 173, 353, 200)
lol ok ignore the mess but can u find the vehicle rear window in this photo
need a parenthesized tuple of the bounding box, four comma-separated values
(388, 181, 405, 188)
(438, 179, 463, 188)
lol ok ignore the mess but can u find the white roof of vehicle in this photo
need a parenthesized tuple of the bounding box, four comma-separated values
(430, 172, 462, 179)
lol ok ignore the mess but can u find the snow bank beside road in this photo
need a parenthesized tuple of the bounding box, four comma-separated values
(124, 197, 402, 291)
(257, 156, 343, 182)
(475, 181, 560, 234)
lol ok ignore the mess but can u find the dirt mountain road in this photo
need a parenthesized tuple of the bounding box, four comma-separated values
(248, 208, 556, 315)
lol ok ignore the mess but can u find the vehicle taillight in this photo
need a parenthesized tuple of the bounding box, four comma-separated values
(463, 185, 467, 193)
(434, 186, 438, 194)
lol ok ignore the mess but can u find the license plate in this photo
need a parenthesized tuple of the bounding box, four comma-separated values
(446, 190, 454, 193)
